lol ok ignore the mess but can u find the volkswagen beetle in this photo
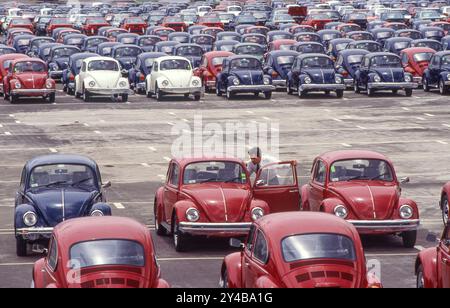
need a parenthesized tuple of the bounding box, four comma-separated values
(422, 51, 450, 94)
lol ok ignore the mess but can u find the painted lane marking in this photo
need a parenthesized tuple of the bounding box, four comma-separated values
(49, 148, 58, 153)
(442, 124, 450, 128)
(113, 202, 125, 209)
(94, 131, 101, 134)
(167, 122, 175, 126)
(341, 143, 352, 147)
(141, 163, 150, 167)
(414, 245, 425, 251)
(402, 107, 411, 111)
(356, 125, 366, 130)
(163, 156, 171, 162)
(4, 132, 11, 135)
(332, 118, 343, 122)
(436, 140, 448, 145)
(415, 117, 426, 121)
(424, 113, 435, 117)
(148, 146, 157, 152)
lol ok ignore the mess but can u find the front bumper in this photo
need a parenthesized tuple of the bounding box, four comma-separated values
(347, 219, 420, 234)
(344, 78, 354, 87)
(272, 79, 287, 88)
(368, 82, 418, 90)
(299, 83, 346, 91)
(413, 76, 423, 85)
(179, 222, 252, 236)
(85, 87, 134, 96)
(160, 86, 202, 95)
(16, 227, 54, 240)
(227, 85, 276, 93)
(136, 82, 146, 91)
(49, 71, 63, 79)
(10, 89, 55, 96)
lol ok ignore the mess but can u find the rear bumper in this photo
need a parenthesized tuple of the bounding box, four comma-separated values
(161, 86, 202, 95)
(273, 79, 287, 88)
(10, 89, 55, 96)
(136, 82, 146, 91)
(16, 227, 54, 240)
(344, 78, 354, 87)
(368, 82, 418, 90)
(179, 222, 252, 236)
(227, 85, 276, 93)
(413, 76, 423, 85)
(299, 84, 346, 91)
(86, 87, 134, 96)
(347, 219, 420, 234)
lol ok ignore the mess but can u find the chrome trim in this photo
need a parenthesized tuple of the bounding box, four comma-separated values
(10, 89, 55, 95)
(85, 88, 134, 95)
(16, 227, 54, 235)
(347, 219, 420, 231)
(159, 86, 202, 94)
(179, 222, 252, 234)
(272, 79, 287, 87)
(227, 85, 275, 92)
(368, 82, 418, 89)
(299, 84, 346, 91)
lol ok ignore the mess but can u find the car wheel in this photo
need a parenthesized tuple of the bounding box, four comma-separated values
(121, 94, 128, 103)
(354, 82, 361, 94)
(325, 90, 330, 95)
(439, 79, 448, 95)
(47, 93, 55, 103)
(423, 76, 430, 92)
(184, 93, 190, 99)
(336, 89, 344, 98)
(286, 80, 293, 95)
(392, 89, 398, 94)
(367, 88, 375, 97)
(63, 85, 67, 92)
(67, 88, 74, 96)
(216, 82, 222, 96)
(10, 95, 18, 104)
(83, 88, 90, 102)
(173, 215, 189, 252)
(298, 85, 306, 98)
(264, 92, 272, 99)
(194, 94, 201, 101)
(154, 203, 167, 236)
(402, 230, 417, 248)
(416, 265, 425, 289)
(405, 88, 413, 97)
(156, 85, 164, 101)
(442, 195, 448, 225)
(220, 269, 229, 288)
(16, 237, 27, 257)
(226, 88, 234, 100)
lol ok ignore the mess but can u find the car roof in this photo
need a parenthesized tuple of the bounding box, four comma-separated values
(25, 154, 98, 172)
(339, 48, 370, 55)
(318, 150, 390, 163)
(172, 157, 245, 168)
(268, 50, 299, 57)
(296, 53, 331, 59)
(365, 52, 399, 58)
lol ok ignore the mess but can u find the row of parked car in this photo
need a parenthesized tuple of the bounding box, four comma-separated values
(16, 150, 450, 288)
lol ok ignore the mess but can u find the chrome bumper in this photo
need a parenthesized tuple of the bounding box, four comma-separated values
(299, 84, 346, 91)
(445, 81, 450, 86)
(10, 89, 55, 95)
(136, 82, 146, 90)
(179, 222, 252, 235)
(344, 78, 354, 86)
(16, 227, 54, 239)
(413, 77, 423, 85)
(347, 219, 420, 233)
(85, 88, 134, 96)
(160, 86, 202, 95)
(227, 85, 276, 93)
(272, 80, 287, 87)
(206, 80, 216, 88)
(368, 82, 418, 89)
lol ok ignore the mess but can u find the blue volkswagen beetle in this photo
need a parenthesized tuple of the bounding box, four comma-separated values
(111, 44, 143, 71)
(326, 38, 354, 60)
(347, 40, 383, 52)
(216, 55, 275, 99)
(410, 39, 443, 51)
(82, 36, 108, 53)
(214, 40, 240, 52)
(155, 41, 179, 54)
(12, 35, 35, 54)
(63, 34, 87, 50)
(422, 51, 450, 95)
(420, 26, 445, 41)
(168, 32, 191, 44)
(286, 53, 345, 98)
(292, 42, 325, 54)
(14, 155, 112, 256)
(354, 52, 417, 96)
(129, 52, 166, 93)
(263, 50, 299, 88)
(173, 43, 204, 68)
(216, 31, 242, 42)
(48, 45, 81, 80)
(383, 37, 413, 55)
(116, 33, 139, 45)
(97, 42, 120, 57)
(62, 53, 97, 95)
(190, 34, 215, 52)
(395, 29, 423, 40)
(443, 36, 450, 51)
(335, 49, 370, 87)
(371, 28, 396, 44)
(28, 37, 55, 57)
(233, 43, 266, 63)
(136, 35, 162, 52)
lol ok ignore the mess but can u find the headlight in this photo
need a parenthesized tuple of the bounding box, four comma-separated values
(161, 80, 169, 87)
(15, 82, 21, 89)
(304, 76, 312, 84)
(251, 207, 264, 221)
(404, 75, 412, 82)
(232, 78, 240, 86)
(88, 81, 96, 87)
(334, 205, 348, 219)
(192, 79, 200, 87)
(373, 74, 381, 83)
(119, 81, 127, 88)
(263, 77, 270, 85)
(447, 73, 450, 81)
(399, 205, 413, 219)
(46, 81, 52, 89)
(23, 211, 37, 227)
(335, 76, 342, 84)
(90, 210, 104, 217)
(186, 208, 200, 222)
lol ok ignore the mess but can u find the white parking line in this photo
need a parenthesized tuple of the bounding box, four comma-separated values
(49, 148, 58, 153)
(436, 140, 448, 145)
(332, 118, 343, 122)
(163, 156, 171, 162)
(182, 119, 189, 123)
(415, 117, 426, 121)
(113, 203, 125, 209)
(148, 146, 157, 152)
(83, 123, 90, 127)
(356, 125, 366, 130)
(9, 115, 14, 118)
(424, 113, 435, 117)
(341, 143, 352, 147)
(141, 163, 150, 167)
(402, 107, 411, 111)
(443, 124, 450, 128)
(262, 117, 271, 120)
(4, 132, 11, 135)
(414, 245, 425, 251)
(15, 121, 21, 124)
(168, 112, 176, 116)
(0, 124, 3, 128)
(94, 131, 101, 134)
(167, 122, 175, 126)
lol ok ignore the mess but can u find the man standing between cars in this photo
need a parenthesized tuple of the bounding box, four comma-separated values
(247, 147, 278, 176)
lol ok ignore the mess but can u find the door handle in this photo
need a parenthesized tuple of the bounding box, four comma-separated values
(442, 258, 448, 265)
(289, 189, 299, 193)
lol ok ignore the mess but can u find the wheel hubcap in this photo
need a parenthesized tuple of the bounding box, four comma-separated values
(444, 200, 449, 222)
(417, 271, 424, 288)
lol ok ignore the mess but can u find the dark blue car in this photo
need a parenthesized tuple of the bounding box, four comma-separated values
(286, 53, 345, 98)
(190, 34, 215, 52)
(423, 51, 450, 95)
(62, 53, 97, 95)
(136, 35, 162, 52)
(155, 41, 179, 54)
(214, 40, 240, 52)
(347, 40, 383, 52)
(216, 31, 242, 42)
(82, 36, 108, 53)
(116, 33, 139, 45)
(326, 38, 354, 60)
(48, 45, 80, 80)
(354, 52, 417, 96)
(395, 29, 423, 40)
(12, 35, 34, 54)
(443, 36, 450, 51)
(263, 50, 299, 88)
(96, 42, 120, 57)
(335, 49, 370, 87)
(168, 32, 191, 44)
(291, 42, 325, 54)
(383, 37, 413, 55)
(410, 39, 443, 51)
(216, 55, 275, 99)
(63, 34, 87, 50)
(14, 155, 112, 256)
(27, 37, 55, 57)
(129, 52, 166, 93)
(420, 26, 445, 41)
(371, 28, 396, 44)
(173, 43, 204, 68)
(111, 44, 143, 70)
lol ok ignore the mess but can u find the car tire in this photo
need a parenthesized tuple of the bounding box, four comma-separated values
(416, 265, 425, 289)
(83, 88, 90, 102)
(367, 88, 375, 97)
(442, 195, 448, 225)
(67, 88, 74, 96)
(325, 90, 330, 95)
(298, 85, 306, 98)
(10, 95, 18, 104)
(264, 92, 272, 99)
(405, 88, 413, 97)
(154, 203, 167, 236)
(392, 89, 398, 94)
(402, 230, 417, 248)
(16, 237, 27, 257)
(156, 85, 164, 101)
(121, 94, 128, 102)
(336, 89, 344, 98)
(439, 79, 448, 95)
(173, 215, 189, 252)
(184, 93, 190, 99)
(220, 269, 228, 288)
(226, 88, 234, 100)
(423, 76, 430, 92)
(286, 80, 293, 95)
(354, 82, 361, 94)
(216, 82, 222, 96)
(194, 94, 201, 101)
(47, 93, 56, 103)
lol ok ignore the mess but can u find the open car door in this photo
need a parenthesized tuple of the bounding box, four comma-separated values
(252, 161, 301, 213)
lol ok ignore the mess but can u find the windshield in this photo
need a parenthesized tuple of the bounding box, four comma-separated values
(115, 47, 141, 57)
(87, 38, 106, 47)
(393, 41, 410, 50)
(302, 56, 333, 68)
(356, 42, 381, 52)
(442, 55, 450, 67)
(414, 41, 441, 51)
(230, 57, 261, 69)
(11, 19, 30, 25)
(413, 52, 434, 62)
(347, 54, 364, 64)
(271, 34, 291, 41)
(182, 15, 197, 22)
(336, 43, 349, 52)
(120, 37, 136, 44)
(87, 18, 106, 24)
(274, 14, 294, 23)
(70, 240, 145, 268)
(29, 164, 96, 189)
(370, 55, 401, 67)
(421, 11, 440, 19)
(276, 56, 295, 65)
(139, 37, 160, 46)
(329, 159, 394, 182)
(282, 234, 356, 262)
(218, 44, 235, 52)
(425, 30, 443, 37)
(53, 48, 78, 58)
(297, 44, 324, 53)
(176, 46, 203, 56)
(183, 161, 247, 184)
(192, 36, 213, 45)
(211, 56, 227, 66)
(160, 59, 191, 70)
(88, 60, 119, 71)
(377, 31, 393, 39)
(67, 38, 83, 45)
(14, 61, 45, 73)
(17, 39, 30, 46)
(171, 35, 189, 43)
(235, 45, 265, 55)
(322, 33, 339, 41)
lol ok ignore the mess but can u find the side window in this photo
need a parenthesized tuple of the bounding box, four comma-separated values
(246, 224, 256, 252)
(432, 56, 439, 67)
(253, 230, 269, 264)
(47, 237, 58, 272)
(169, 163, 179, 187)
(19, 168, 26, 190)
(81, 62, 86, 72)
(401, 53, 409, 66)
(153, 61, 158, 72)
(201, 56, 207, 68)
(314, 160, 326, 185)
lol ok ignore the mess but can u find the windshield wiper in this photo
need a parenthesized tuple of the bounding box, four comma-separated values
(199, 178, 219, 183)
(71, 178, 93, 187)
(32, 180, 70, 189)
(224, 177, 243, 183)
(347, 175, 368, 181)
(369, 173, 390, 181)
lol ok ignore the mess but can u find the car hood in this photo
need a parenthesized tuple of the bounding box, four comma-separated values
(302, 68, 336, 84)
(90, 72, 121, 88)
(281, 261, 359, 288)
(182, 184, 251, 222)
(26, 189, 97, 226)
(158, 70, 195, 88)
(372, 67, 405, 82)
(54, 57, 69, 70)
(328, 182, 400, 220)
(230, 69, 264, 85)
(16, 73, 48, 89)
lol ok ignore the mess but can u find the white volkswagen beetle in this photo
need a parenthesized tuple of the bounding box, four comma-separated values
(146, 56, 202, 101)
(75, 57, 133, 102)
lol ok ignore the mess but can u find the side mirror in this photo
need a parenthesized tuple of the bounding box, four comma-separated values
(32, 244, 48, 255)
(426, 232, 438, 243)
(400, 177, 410, 184)
(102, 181, 112, 189)
(229, 238, 244, 249)
(255, 179, 265, 187)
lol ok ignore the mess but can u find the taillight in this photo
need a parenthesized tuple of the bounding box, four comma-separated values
(69, 74, 74, 81)
(271, 71, 278, 78)
(139, 74, 145, 81)
(341, 70, 349, 77)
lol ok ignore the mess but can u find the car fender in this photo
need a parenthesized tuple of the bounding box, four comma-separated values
(222, 252, 243, 288)
(354, 69, 361, 80)
(173, 200, 198, 223)
(90, 202, 112, 216)
(155, 76, 170, 88)
(83, 76, 96, 88)
(255, 275, 279, 288)
(439, 71, 450, 82)
(74, 74, 81, 92)
(249, 199, 270, 216)
(423, 68, 430, 79)
(15, 203, 38, 229)
(32, 258, 46, 288)
(398, 198, 420, 219)
(320, 197, 345, 214)
(300, 184, 310, 211)
(416, 247, 438, 288)
(154, 187, 165, 220)
(145, 74, 152, 91)
(440, 182, 450, 209)
(155, 278, 170, 288)
(46, 78, 56, 89)
(116, 77, 129, 87)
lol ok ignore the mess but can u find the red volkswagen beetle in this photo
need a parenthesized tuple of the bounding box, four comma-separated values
(0, 53, 29, 96)
(32, 217, 169, 288)
(439, 182, 450, 224)
(194, 51, 234, 92)
(3, 58, 56, 104)
(220, 212, 382, 288)
(301, 150, 420, 248)
(400, 47, 436, 85)
(154, 158, 300, 251)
